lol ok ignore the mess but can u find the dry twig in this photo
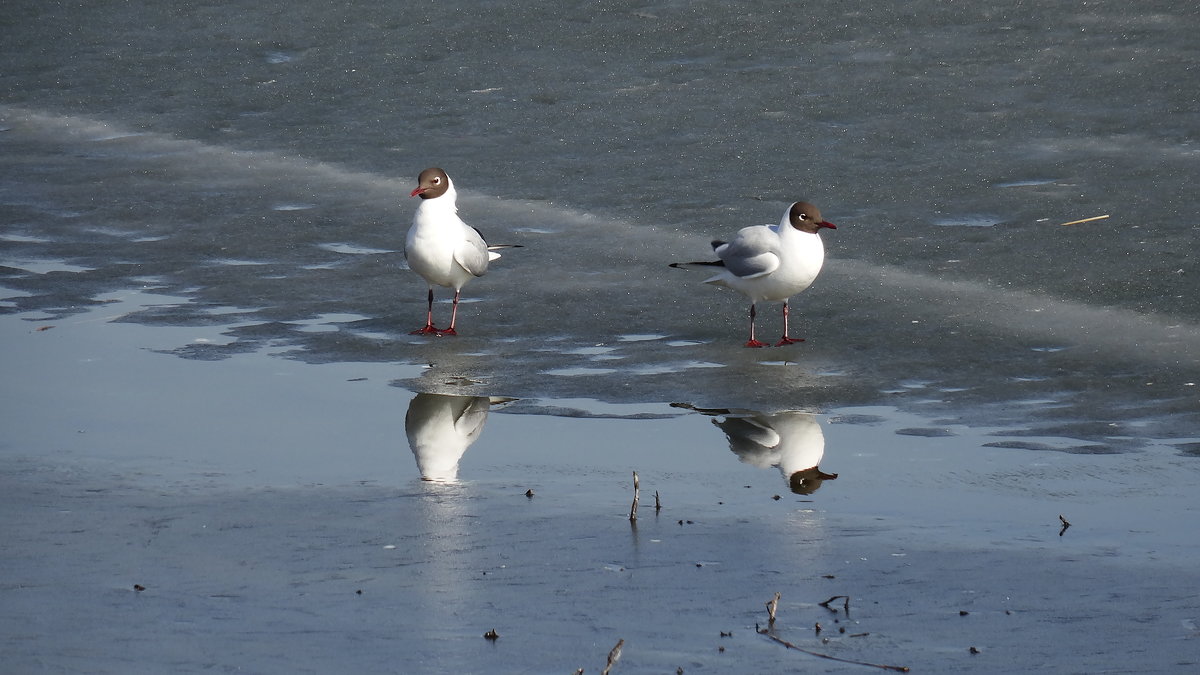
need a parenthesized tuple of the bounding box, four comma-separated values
(756, 595, 908, 671)
(629, 472, 640, 522)
(766, 591, 781, 625)
(757, 627, 908, 671)
(600, 638, 624, 675)
(819, 595, 851, 614)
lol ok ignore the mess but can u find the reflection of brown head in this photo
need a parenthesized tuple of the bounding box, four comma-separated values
(788, 467, 839, 495)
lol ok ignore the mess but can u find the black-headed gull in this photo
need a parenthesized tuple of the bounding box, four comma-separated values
(672, 201, 836, 347)
(405, 167, 517, 336)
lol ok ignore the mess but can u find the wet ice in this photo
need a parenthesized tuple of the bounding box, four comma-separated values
(4, 1, 1200, 672)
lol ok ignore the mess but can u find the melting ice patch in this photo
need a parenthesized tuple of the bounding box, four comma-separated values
(995, 178, 1061, 188)
(288, 313, 373, 333)
(317, 242, 394, 255)
(5, 259, 94, 274)
(627, 361, 724, 376)
(542, 366, 621, 377)
(932, 215, 1002, 227)
(0, 233, 52, 243)
(618, 333, 669, 342)
(206, 258, 272, 266)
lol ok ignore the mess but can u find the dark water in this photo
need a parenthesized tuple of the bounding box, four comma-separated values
(3, 1, 1200, 672)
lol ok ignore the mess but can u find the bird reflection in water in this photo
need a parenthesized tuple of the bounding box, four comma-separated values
(404, 393, 514, 482)
(679, 405, 839, 494)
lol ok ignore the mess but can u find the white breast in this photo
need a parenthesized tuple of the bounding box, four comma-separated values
(405, 198, 476, 289)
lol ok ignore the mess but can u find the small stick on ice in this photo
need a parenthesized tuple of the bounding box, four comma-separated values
(629, 472, 640, 522)
(1059, 214, 1110, 226)
(766, 591, 781, 626)
(819, 595, 851, 614)
(654, 490, 661, 512)
(758, 626, 909, 671)
(1058, 514, 1071, 536)
(600, 638, 624, 675)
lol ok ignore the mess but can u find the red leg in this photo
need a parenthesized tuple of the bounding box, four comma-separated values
(410, 287, 439, 334)
(775, 301, 804, 346)
(438, 289, 461, 336)
(744, 303, 768, 348)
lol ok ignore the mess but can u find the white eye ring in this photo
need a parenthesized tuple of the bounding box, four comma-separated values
(798, 213, 807, 220)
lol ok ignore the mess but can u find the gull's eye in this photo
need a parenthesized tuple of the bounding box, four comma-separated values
(432, 177, 441, 184)
(798, 212, 808, 220)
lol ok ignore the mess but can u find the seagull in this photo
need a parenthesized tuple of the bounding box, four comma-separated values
(671, 201, 836, 347)
(404, 167, 517, 336)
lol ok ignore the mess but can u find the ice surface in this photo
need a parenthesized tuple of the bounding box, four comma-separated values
(3, 300, 1199, 672)
(3, 1, 1200, 672)
(1, 109, 1195, 441)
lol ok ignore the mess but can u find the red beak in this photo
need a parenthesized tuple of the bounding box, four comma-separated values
(820, 221, 837, 230)
(409, 187, 425, 198)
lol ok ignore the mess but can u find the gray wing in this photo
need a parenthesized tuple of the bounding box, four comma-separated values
(714, 225, 781, 279)
(451, 396, 492, 445)
(714, 416, 782, 468)
(714, 416, 782, 451)
(454, 225, 491, 277)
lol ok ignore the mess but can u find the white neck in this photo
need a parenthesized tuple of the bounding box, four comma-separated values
(417, 179, 458, 217)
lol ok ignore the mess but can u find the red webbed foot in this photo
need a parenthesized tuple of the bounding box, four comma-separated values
(775, 336, 805, 346)
(410, 324, 440, 335)
(744, 339, 770, 348)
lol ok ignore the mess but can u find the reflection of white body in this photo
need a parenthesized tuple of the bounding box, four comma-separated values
(405, 393, 493, 482)
(713, 411, 837, 494)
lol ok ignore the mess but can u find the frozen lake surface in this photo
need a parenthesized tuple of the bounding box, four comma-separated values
(3, 1, 1199, 672)
(4, 298, 1200, 673)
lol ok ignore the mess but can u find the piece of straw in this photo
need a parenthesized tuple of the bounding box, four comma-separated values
(1059, 214, 1110, 226)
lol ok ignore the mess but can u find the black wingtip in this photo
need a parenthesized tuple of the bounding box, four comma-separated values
(669, 260, 725, 270)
